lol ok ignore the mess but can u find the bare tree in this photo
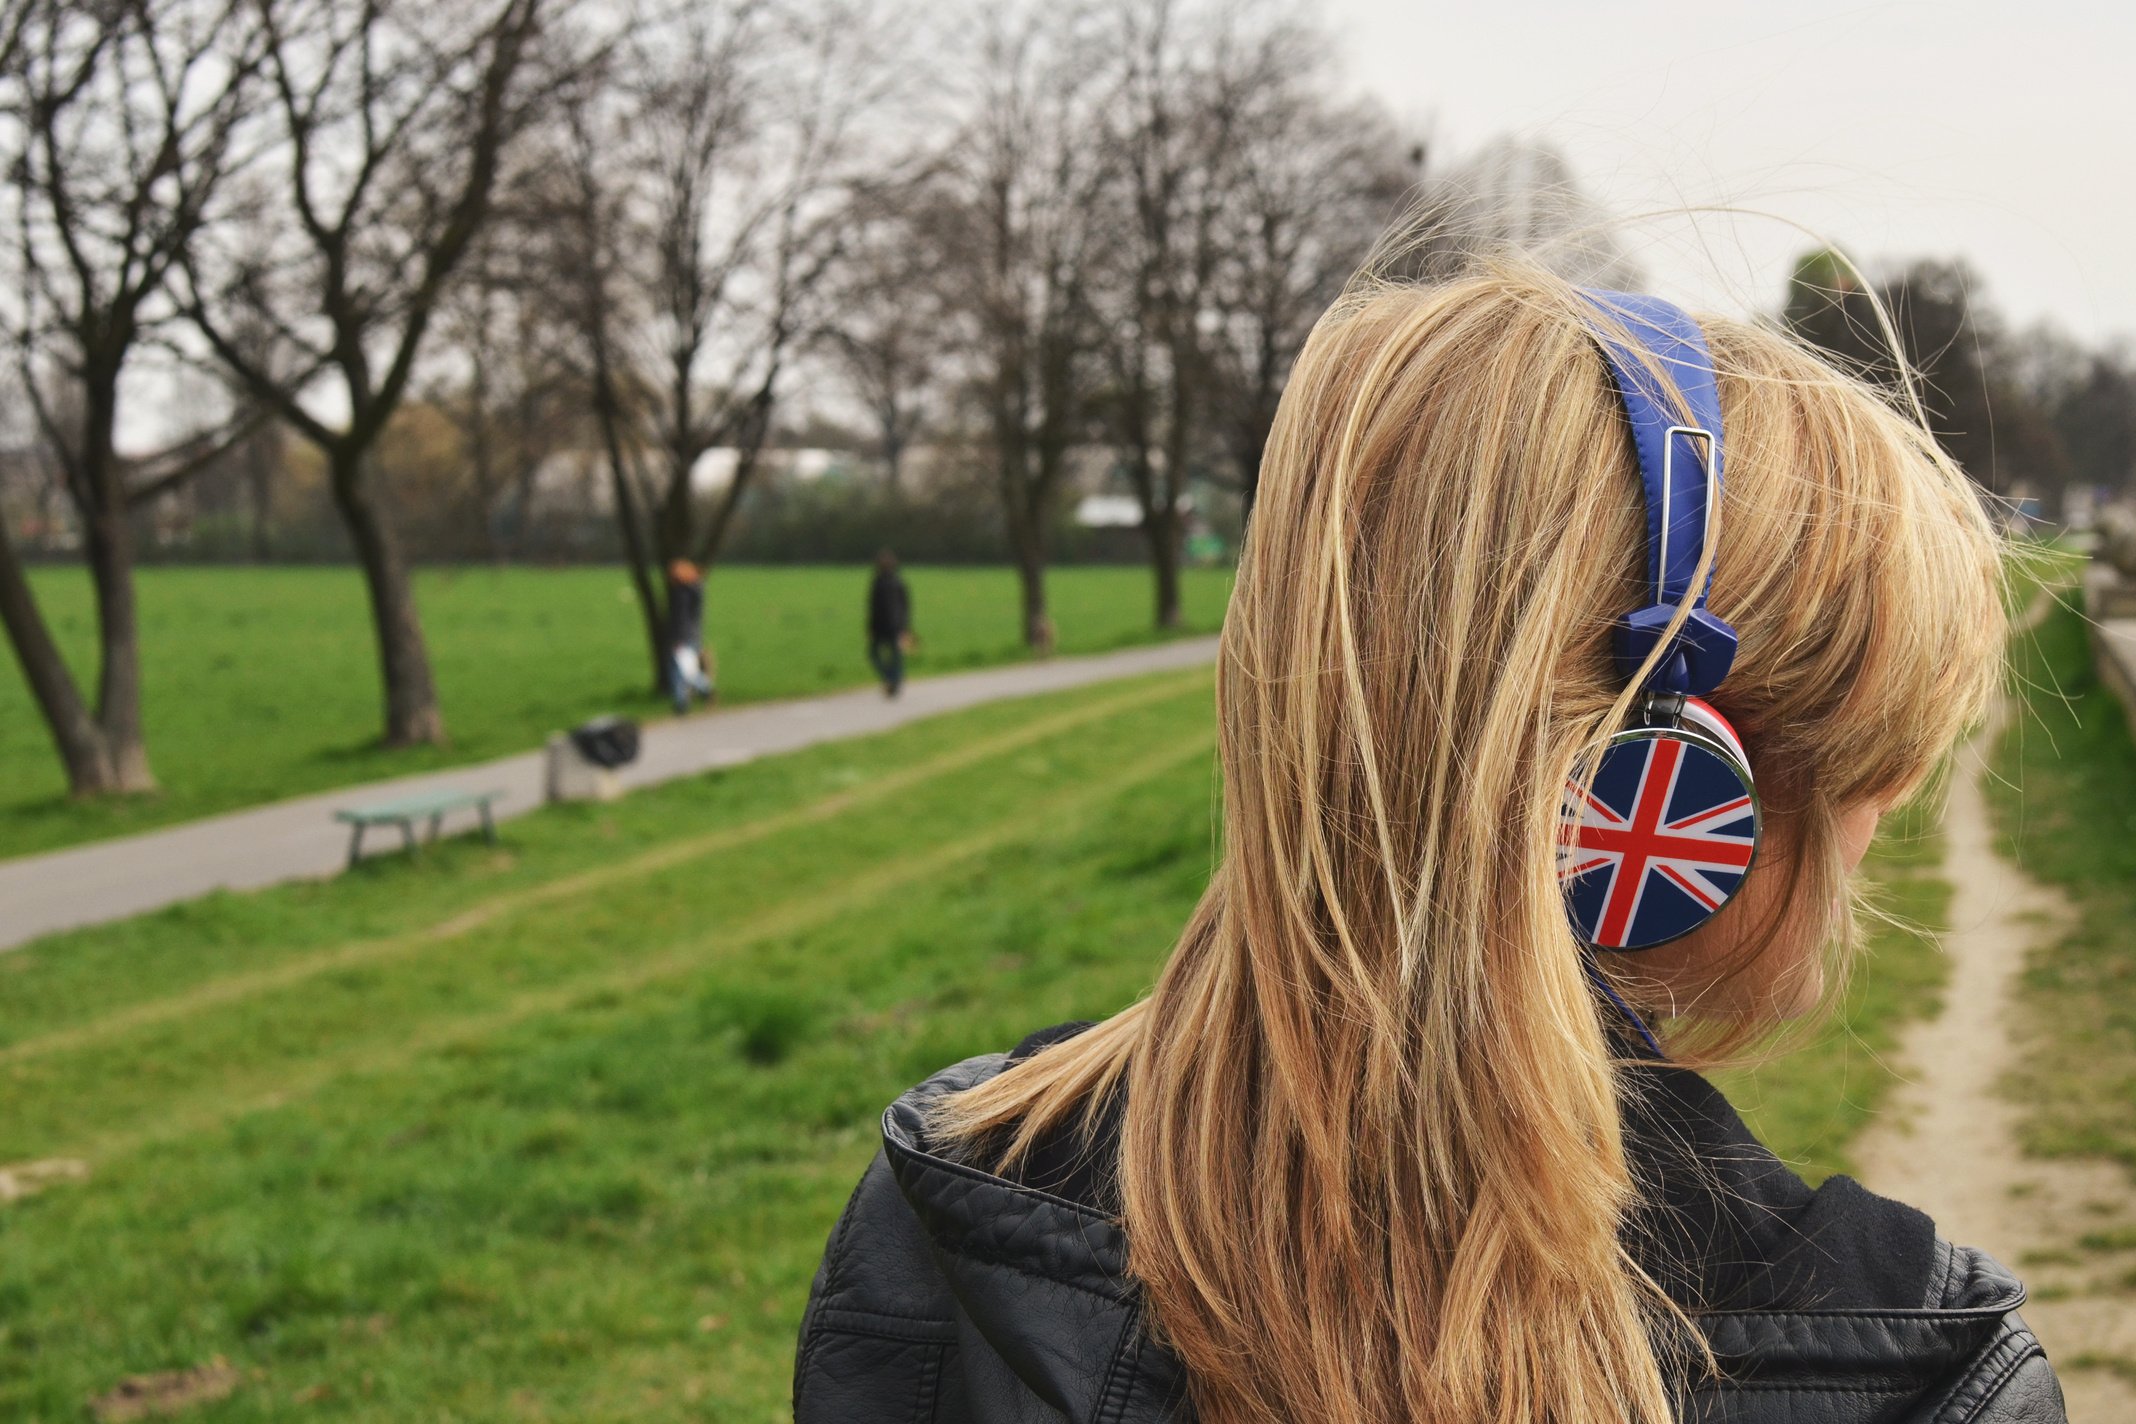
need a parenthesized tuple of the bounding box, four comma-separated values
(426, 221, 579, 558)
(180, 0, 556, 745)
(1785, 254, 2042, 496)
(939, 5, 1113, 650)
(2053, 348, 2136, 498)
(819, 184, 955, 490)
(532, 86, 668, 684)
(1068, 0, 1412, 626)
(1203, 68, 1413, 522)
(549, 0, 897, 686)
(1097, 0, 1321, 628)
(0, 0, 261, 796)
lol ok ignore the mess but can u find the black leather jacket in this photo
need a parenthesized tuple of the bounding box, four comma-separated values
(795, 1047, 2066, 1423)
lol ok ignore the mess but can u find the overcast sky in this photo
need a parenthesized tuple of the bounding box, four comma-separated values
(1321, 0, 2135, 346)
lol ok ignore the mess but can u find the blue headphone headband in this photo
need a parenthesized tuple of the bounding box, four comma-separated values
(1559, 290, 1760, 956)
(1581, 289, 1738, 699)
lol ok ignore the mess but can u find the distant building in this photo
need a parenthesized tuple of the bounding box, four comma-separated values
(509, 445, 865, 523)
(1072, 493, 1146, 529)
(700, 447, 849, 489)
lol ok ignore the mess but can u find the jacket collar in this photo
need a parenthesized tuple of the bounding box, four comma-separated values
(881, 1054, 1174, 1419)
(1698, 1245, 2026, 1388)
(879, 1053, 2027, 1410)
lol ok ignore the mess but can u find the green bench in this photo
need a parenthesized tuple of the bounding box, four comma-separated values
(335, 788, 503, 868)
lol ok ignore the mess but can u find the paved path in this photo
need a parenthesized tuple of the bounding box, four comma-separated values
(0, 638, 1218, 953)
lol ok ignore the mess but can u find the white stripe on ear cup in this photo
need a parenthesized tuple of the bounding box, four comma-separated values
(1681, 696, 1748, 765)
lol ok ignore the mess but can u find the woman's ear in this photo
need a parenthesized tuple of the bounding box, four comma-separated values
(1835, 800, 1884, 876)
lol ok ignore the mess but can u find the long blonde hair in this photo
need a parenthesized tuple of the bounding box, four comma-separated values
(935, 264, 2006, 1423)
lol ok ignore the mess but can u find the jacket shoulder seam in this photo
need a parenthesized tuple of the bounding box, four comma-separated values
(1694, 1305, 2023, 1323)
(1926, 1329, 2042, 1423)
(917, 1226, 1135, 1305)
(811, 1305, 960, 1344)
(1716, 1382, 1918, 1396)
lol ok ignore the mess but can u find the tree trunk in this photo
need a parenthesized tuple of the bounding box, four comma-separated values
(246, 428, 275, 562)
(997, 450, 1053, 653)
(1155, 356, 1195, 632)
(1122, 435, 1184, 632)
(9, 371, 157, 797)
(465, 327, 505, 564)
(584, 298, 668, 692)
(0, 514, 139, 796)
(468, 406, 503, 563)
(510, 454, 541, 562)
(329, 447, 446, 746)
(881, 428, 904, 492)
(80, 491, 157, 791)
(657, 434, 696, 568)
(1144, 500, 1183, 631)
(609, 453, 668, 694)
(1015, 547, 1051, 653)
(878, 394, 907, 492)
(692, 385, 779, 568)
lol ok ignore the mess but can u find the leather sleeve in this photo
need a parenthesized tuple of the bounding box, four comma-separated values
(793, 1150, 964, 1424)
(1971, 1351, 2069, 1424)
(1913, 1315, 2067, 1424)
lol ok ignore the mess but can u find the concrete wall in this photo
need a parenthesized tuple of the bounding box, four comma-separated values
(2085, 564, 2136, 744)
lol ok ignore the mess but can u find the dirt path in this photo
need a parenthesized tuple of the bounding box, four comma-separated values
(1853, 699, 2136, 1421)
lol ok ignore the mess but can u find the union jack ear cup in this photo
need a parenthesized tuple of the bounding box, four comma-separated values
(1558, 698, 1759, 951)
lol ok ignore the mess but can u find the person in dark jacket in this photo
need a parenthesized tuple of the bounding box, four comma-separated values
(796, 269, 2060, 1422)
(867, 550, 912, 697)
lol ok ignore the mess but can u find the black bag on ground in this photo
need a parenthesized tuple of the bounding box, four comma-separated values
(570, 716, 640, 769)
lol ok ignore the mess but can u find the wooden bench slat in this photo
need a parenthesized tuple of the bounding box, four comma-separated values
(336, 789, 504, 869)
(334, 789, 504, 824)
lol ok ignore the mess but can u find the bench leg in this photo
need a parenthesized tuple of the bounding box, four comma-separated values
(479, 801, 497, 845)
(428, 812, 443, 844)
(347, 822, 365, 870)
(401, 820, 419, 857)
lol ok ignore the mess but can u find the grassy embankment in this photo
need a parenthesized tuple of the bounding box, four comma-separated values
(1990, 597, 2136, 1174)
(0, 655, 1957, 1421)
(0, 564, 1233, 859)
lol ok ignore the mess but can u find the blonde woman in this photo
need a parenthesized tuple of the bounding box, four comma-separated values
(794, 267, 2063, 1423)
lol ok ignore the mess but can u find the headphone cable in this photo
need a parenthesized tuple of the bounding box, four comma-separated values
(1582, 956, 1666, 1060)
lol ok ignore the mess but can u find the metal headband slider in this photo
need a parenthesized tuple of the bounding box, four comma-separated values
(1654, 423, 1717, 605)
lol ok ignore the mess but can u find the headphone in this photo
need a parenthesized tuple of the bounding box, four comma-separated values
(1558, 291, 1760, 953)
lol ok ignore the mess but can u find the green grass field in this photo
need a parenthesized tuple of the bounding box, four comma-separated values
(0, 663, 1952, 1422)
(1988, 594, 2136, 1169)
(0, 564, 1233, 860)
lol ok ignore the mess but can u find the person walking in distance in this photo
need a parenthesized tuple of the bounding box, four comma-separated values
(664, 559, 713, 714)
(867, 551, 912, 698)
